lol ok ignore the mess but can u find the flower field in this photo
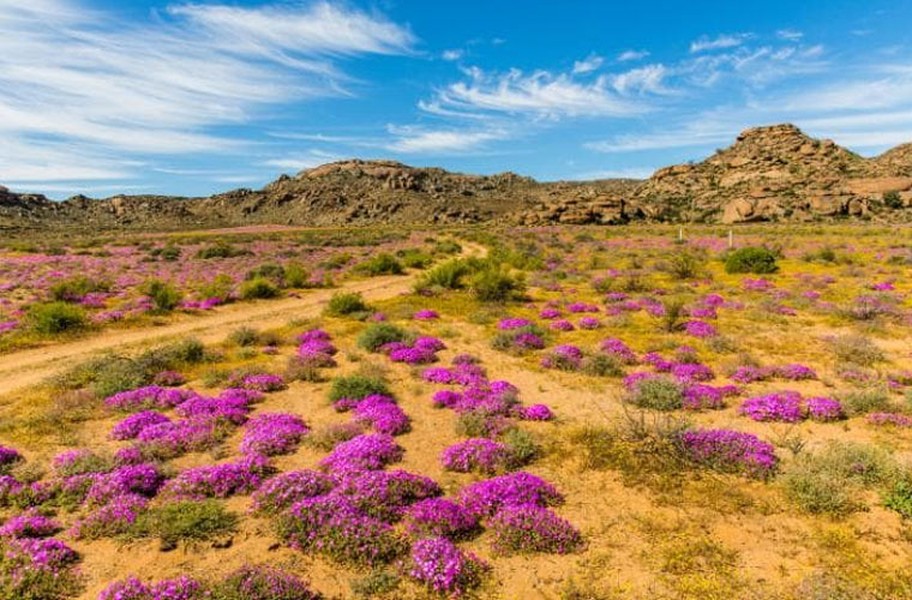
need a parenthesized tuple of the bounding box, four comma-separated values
(2, 224, 912, 599)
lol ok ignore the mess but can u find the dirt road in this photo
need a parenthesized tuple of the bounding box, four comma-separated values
(0, 242, 485, 398)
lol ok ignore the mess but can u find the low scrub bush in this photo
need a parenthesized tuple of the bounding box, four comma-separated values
(140, 279, 183, 312)
(356, 253, 404, 276)
(129, 499, 237, 549)
(724, 246, 779, 274)
(27, 302, 88, 334)
(326, 292, 369, 317)
(357, 323, 411, 352)
(328, 375, 391, 404)
(239, 277, 280, 300)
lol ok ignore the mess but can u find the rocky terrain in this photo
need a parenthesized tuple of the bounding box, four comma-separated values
(3, 124, 912, 233)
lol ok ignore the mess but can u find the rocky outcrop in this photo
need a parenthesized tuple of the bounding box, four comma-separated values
(3, 124, 912, 232)
(630, 124, 912, 223)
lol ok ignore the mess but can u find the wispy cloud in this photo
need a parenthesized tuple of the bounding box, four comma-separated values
(776, 29, 803, 41)
(572, 54, 604, 74)
(617, 49, 650, 62)
(442, 49, 464, 61)
(425, 67, 645, 119)
(0, 0, 414, 183)
(611, 64, 669, 95)
(690, 33, 751, 53)
(385, 126, 507, 153)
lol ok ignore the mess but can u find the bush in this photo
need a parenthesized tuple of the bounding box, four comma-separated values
(724, 246, 779, 274)
(433, 240, 463, 255)
(229, 326, 260, 347)
(245, 263, 285, 282)
(666, 251, 706, 280)
(239, 277, 280, 300)
(140, 279, 183, 312)
(581, 354, 624, 378)
(27, 302, 88, 334)
(884, 190, 903, 209)
(326, 292, 369, 317)
(49, 275, 110, 302)
(838, 387, 890, 417)
(417, 259, 475, 291)
(470, 267, 525, 303)
(356, 253, 404, 276)
(130, 500, 237, 549)
(626, 377, 684, 411)
(885, 477, 912, 518)
(283, 262, 311, 288)
(196, 241, 250, 259)
(328, 375, 391, 403)
(396, 248, 434, 269)
(783, 442, 896, 517)
(160, 245, 181, 261)
(830, 334, 885, 367)
(357, 323, 410, 352)
(502, 428, 541, 468)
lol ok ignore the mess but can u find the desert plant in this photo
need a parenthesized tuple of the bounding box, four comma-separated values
(724, 246, 779, 274)
(49, 275, 110, 302)
(140, 279, 183, 312)
(470, 267, 525, 303)
(357, 323, 410, 352)
(130, 500, 237, 549)
(239, 277, 280, 300)
(838, 387, 890, 416)
(626, 377, 684, 411)
(666, 251, 706, 280)
(328, 375, 391, 403)
(26, 302, 88, 334)
(326, 292, 369, 317)
(356, 253, 404, 276)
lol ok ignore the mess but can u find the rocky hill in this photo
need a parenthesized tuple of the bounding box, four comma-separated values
(3, 125, 912, 233)
(631, 124, 912, 223)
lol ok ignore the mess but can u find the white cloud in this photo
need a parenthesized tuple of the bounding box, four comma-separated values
(574, 167, 654, 180)
(442, 49, 464, 61)
(426, 68, 645, 119)
(617, 49, 650, 62)
(611, 64, 669, 95)
(0, 0, 414, 183)
(385, 126, 506, 153)
(261, 149, 343, 171)
(776, 29, 803, 41)
(572, 54, 604, 74)
(690, 33, 751, 53)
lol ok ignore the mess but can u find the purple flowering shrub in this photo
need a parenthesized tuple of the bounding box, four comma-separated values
(679, 428, 778, 479)
(319, 434, 403, 473)
(441, 439, 514, 474)
(0, 446, 23, 474)
(334, 469, 441, 522)
(0, 510, 61, 538)
(408, 537, 488, 595)
(240, 413, 309, 456)
(540, 344, 583, 371)
(110, 411, 171, 441)
(250, 470, 335, 515)
(162, 455, 273, 499)
(210, 565, 321, 600)
(352, 395, 411, 436)
(739, 391, 842, 423)
(0, 537, 81, 598)
(97, 575, 203, 600)
(488, 504, 584, 555)
(404, 498, 479, 540)
(70, 493, 149, 540)
(458, 472, 563, 518)
(599, 338, 639, 365)
(277, 495, 407, 565)
(105, 386, 198, 412)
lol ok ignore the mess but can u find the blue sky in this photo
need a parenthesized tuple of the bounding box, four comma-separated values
(2, 0, 911, 198)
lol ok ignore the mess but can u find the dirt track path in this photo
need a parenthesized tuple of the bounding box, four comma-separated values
(0, 242, 486, 398)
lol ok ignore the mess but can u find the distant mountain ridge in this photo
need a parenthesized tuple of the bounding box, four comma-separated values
(3, 124, 912, 233)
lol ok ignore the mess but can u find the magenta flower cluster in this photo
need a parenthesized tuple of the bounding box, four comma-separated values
(680, 428, 778, 478)
(240, 412, 309, 456)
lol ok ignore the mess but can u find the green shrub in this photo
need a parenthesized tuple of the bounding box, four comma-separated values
(244, 263, 285, 282)
(90, 358, 150, 399)
(196, 241, 250, 259)
(27, 302, 88, 334)
(328, 375, 391, 403)
(502, 428, 541, 467)
(830, 334, 885, 367)
(229, 326, 260, 347)
(885, 476, 912, 518)
(326, 292, 369, 317)
(239, 277, 280, 300)
(783, 442, 896, 517)
(49, 275, 110, 302)
(724, 246, 779, 274)
(160, 245, 181, 261)
(626, 377, 684, 411)
(130, 500, 237, 549)
(658, 297, 687, 333)
(417, 259, 475, 291)
(140, 279, 183, 312)
(838, 387, 890, 417)
(396, 248, 434, 269)
(470, 267, 525, 303)
(666, 251, 706, 280)
(283, 262, 311, 288)
(581, 353, 624, 378)
(433, 240, 463, 255)
(884, 190, 903, 209)
(196, 274, 234, 302)
(355, 253, 404, 276)
(350, 569, 402, 599)
(357, 323, 410, 352)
